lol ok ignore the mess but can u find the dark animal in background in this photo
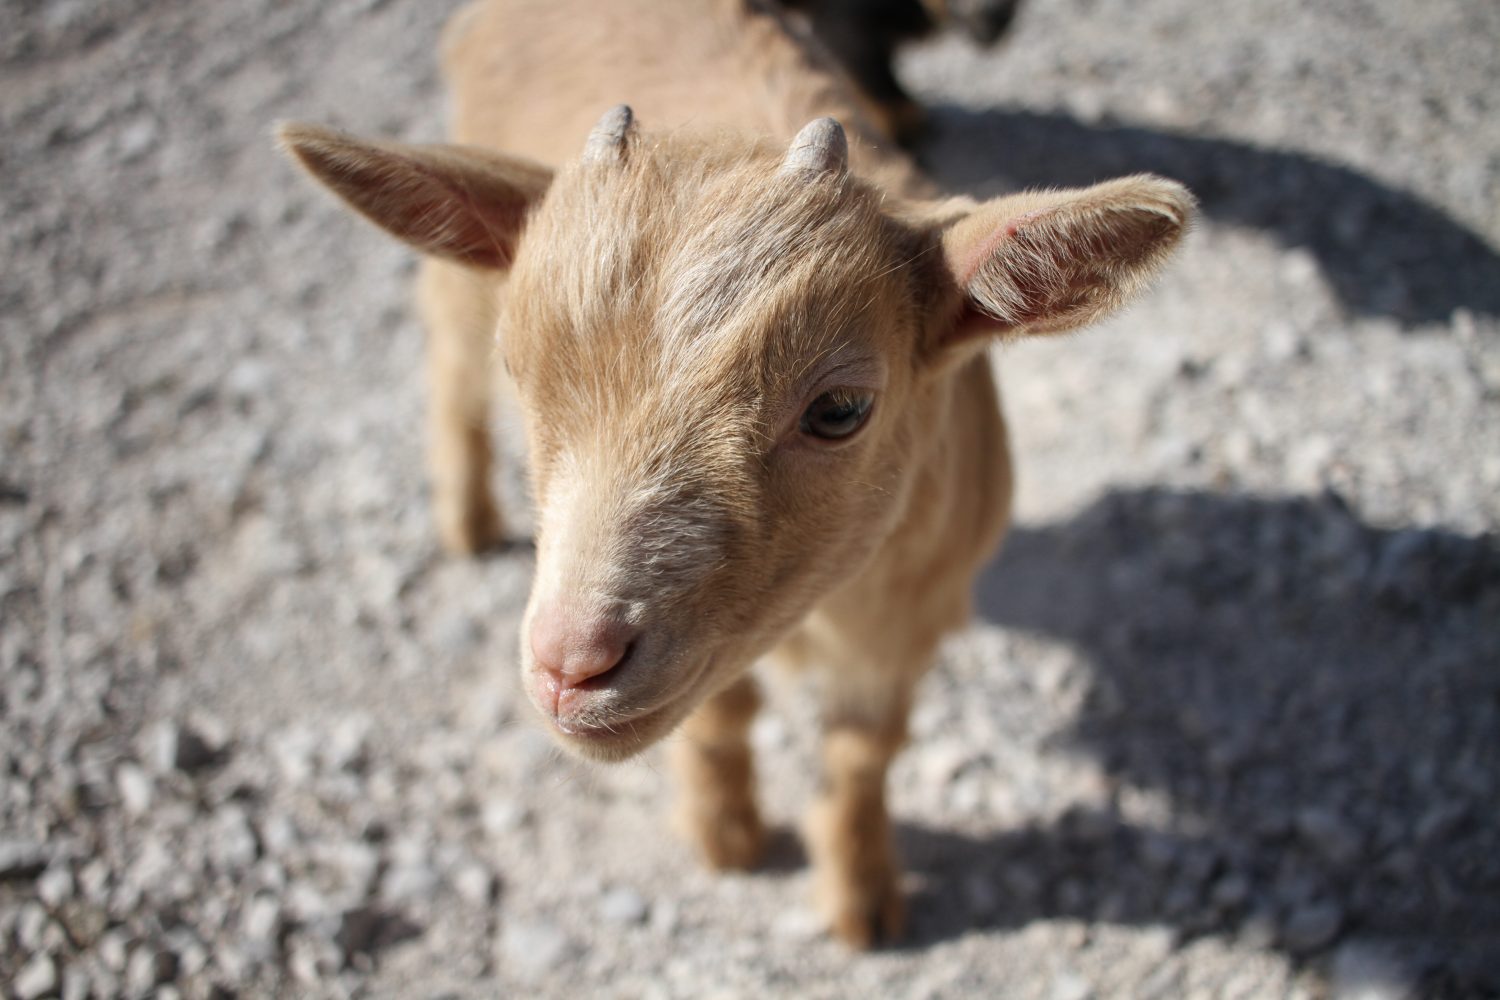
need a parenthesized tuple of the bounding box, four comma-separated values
(779, 0, 1024, 144)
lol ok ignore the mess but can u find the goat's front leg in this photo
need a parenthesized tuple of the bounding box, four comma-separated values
(671, 674, 765, 870)
(418, 260, 504, 554)
(806, 679, 913, 949)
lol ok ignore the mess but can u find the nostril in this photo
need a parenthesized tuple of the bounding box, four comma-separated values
(530, 607, 638, 690)
(572, 638, 634, 691)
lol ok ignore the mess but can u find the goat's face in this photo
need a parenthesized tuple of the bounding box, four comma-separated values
(504, 126, 935, 758)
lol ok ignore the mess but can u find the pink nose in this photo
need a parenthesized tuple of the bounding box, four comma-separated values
(529, 606, 636, 689)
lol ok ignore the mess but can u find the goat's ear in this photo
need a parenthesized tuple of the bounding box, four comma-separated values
(934, 174, 1194, 351)
(276, 123, 553, 269)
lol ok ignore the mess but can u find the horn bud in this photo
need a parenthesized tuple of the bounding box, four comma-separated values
(779, 117, 848, 178)
(583, 104, 635, 165)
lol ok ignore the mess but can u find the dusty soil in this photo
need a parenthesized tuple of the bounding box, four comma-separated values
(2, 0, 1498, 997)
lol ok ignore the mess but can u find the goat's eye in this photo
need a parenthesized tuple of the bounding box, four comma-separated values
(799, 389, 874, 441)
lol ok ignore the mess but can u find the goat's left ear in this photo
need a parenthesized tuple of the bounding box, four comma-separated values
(934, 174, 1194, 353)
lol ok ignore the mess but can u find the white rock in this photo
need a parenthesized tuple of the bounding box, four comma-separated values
(270, 726, 318, 784)
(1285, 436, 1335, 493)
(650, 898, 680, 935)
(771, 907, 823, 942)
(98, 929, 130, 970)
(382, 862, 439, 903)
(242, 895, 283, 956)
(0, 838, 48, 878)
(1330, 942, 1415, 1000)
(481, 800, 528, 836)
(1050, 969, 1094, 1000)
(210, 805, 259, 871)
(13, 953, 57, 1000)
(126, 945, 177, 995)
(77, 859, 111, 904)
(260, 814, 298, 856)
(61, 965, 91, 1000)
(1263, 320, 1307, 363)
(285, 881, 335, 925)
(454, 863, 497, 906)
(36, 864, 74, 907)
(749, 714, 789, 752)
(599, 886, 649, 925)
(318, 840, 380, 901)
(116, 763, 153, 816)
(115, 117, 159, 163)
(1239, 910, 1279, 951)
(918, 738, 973, 786)
(1281, 900, 1343, 952)
(151, 719, 222, 773)
(321, 715, 370, 773)
(498, 921, 574, 981)
(17, 902, 49, 950)
(226, 358, 275, 400)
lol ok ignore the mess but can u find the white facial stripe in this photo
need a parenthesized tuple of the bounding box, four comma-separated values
(536, 444, 735, 613)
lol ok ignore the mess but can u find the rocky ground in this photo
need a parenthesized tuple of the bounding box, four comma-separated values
(2, 0, 1498, 997)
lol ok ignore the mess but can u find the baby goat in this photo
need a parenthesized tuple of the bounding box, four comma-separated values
(280, 0, 1192, 947)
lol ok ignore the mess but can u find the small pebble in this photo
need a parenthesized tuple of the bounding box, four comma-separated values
(381, 862, 439, 903)
(153, 720, 222, 773)
(771, 908, 823, 942)
(498, 920, 574, 981)
(1295, 806, 1362, 867)
(1050, 969, 1094, 1000)
(126, 945, 178, 995)
(599, 886, 649, 925)
(61, 965, 91, 1000)
(13, 953, 58, 1000)
(1281, 900, 1343, 952)
(36, 864, 75, 906)
(0, 839, 48, 879)
(116, 763, 154, 816)
(454, 863, 497, 906)
(1330, 942, 1414, 1000)
(481, 800, 528, 836)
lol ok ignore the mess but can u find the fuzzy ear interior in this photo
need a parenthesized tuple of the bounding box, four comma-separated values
(938, 174, 1195, 347)
(276, 123, 553, 269)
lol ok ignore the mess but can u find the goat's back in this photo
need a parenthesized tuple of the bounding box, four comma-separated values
(441, 0, 913, 189)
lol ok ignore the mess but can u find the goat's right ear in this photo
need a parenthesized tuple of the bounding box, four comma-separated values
(276, 123, 553, 269)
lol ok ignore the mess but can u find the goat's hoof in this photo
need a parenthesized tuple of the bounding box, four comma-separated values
(826, 876, 906, 950)
(684, 801, 765, 871)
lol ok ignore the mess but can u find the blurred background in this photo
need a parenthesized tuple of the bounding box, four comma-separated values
(2, 0, 1497, 997)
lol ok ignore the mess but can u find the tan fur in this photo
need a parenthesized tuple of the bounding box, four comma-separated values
(278, 0, 1193, 948)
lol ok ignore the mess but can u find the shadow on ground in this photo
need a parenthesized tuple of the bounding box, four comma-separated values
(896, 488, 1500, 994)
(917, 107, 1500, 328)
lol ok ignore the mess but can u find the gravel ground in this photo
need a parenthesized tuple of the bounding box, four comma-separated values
(2, 0, 1498, 997)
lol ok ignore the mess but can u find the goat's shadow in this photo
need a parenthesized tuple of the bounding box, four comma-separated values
(915, 106, 1500, 328)
(892, 488, 1500, 993)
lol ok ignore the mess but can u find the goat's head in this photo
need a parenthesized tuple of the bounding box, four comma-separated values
(280, 110, 1193, 759)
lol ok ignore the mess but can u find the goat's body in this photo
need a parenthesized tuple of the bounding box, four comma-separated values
(283, 0, 1189, 947)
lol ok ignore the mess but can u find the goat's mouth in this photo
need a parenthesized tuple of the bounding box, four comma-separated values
(531, 657, 714, 762)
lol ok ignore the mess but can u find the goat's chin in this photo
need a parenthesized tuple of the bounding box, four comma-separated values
(544, 704, 682, 763)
